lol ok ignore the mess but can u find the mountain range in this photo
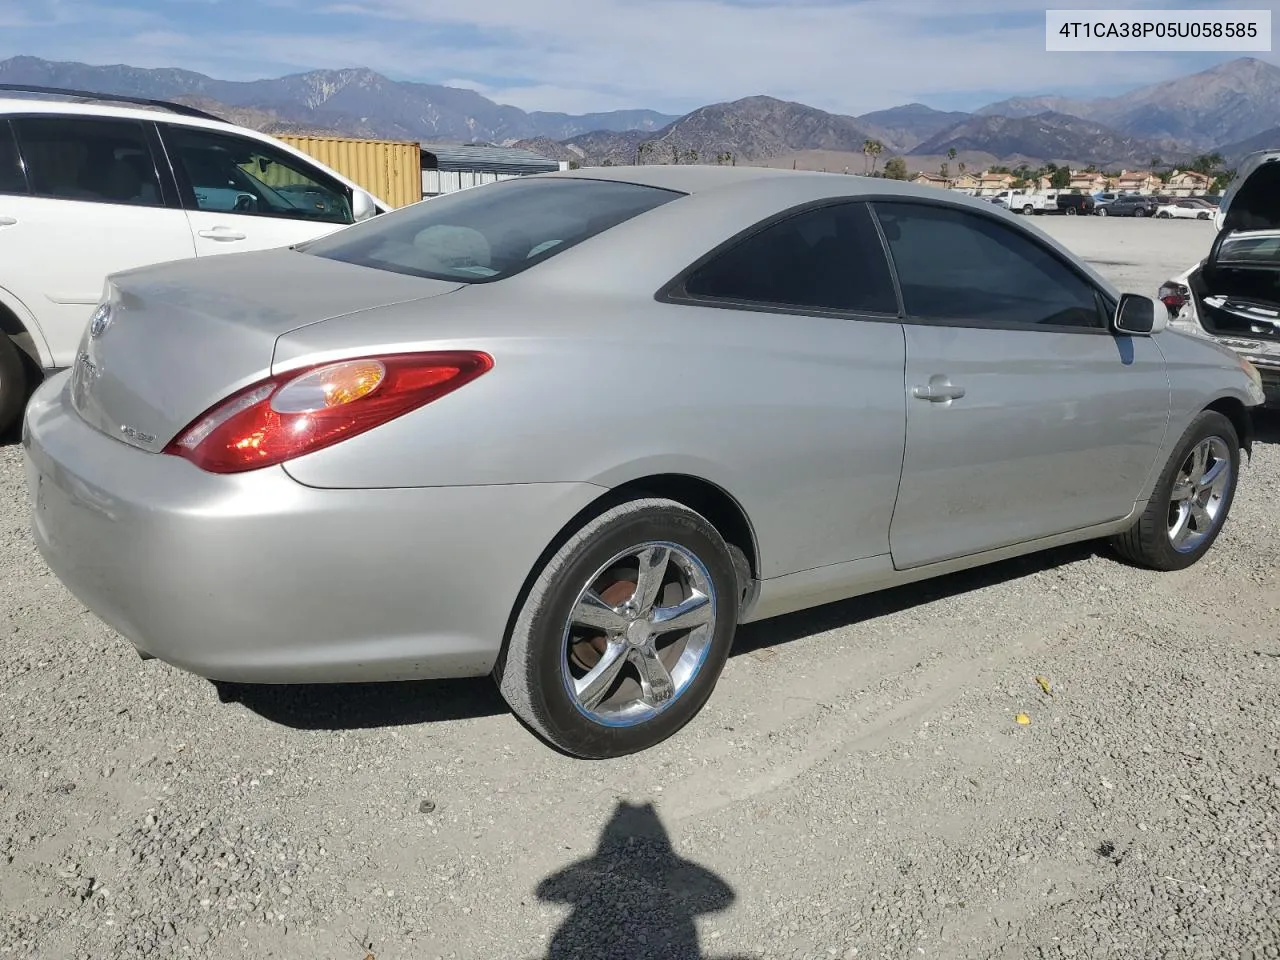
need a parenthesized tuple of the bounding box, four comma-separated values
(1, 54, 1278, 171)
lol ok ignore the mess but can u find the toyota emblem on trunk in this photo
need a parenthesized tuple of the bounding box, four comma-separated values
(88, 303, 113, 339)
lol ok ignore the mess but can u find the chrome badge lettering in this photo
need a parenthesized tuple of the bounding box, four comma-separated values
(119, 424, 156, 446)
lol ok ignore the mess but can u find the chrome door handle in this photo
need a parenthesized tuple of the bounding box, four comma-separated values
(912, 376, 966, 402)
(197, 229, 247, 241)
(0, 216, 17, 226)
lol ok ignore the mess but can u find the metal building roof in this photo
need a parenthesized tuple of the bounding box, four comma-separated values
(419, 142, 561, 174)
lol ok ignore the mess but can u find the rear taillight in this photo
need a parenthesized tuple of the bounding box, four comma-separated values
(1158, 281, 1189, 311)
(164, 351, 493, 473)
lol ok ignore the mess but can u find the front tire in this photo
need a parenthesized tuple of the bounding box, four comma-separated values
(1097, 207, 1108, 216)
(1065, 207, 1077, 216)
(1110, 410, 1240, 571)
(496, 498, 740, 759)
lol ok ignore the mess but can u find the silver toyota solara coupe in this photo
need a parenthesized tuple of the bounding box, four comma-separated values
(23, 166, 1266, 758)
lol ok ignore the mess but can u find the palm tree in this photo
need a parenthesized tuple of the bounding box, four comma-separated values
(862, 139, 876, 175)
(868, 139, 883, 174)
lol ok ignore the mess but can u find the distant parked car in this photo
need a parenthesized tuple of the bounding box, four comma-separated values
(1159, 149, 1280, 406)
(23, 166, 1265, 758)
(1156, 200, 1213, 220)
(1055, 193, 1095, 216)
(0, 84, 391, 433)
(990, 190, 1051, 214)
(1096, 195, 1159, 217)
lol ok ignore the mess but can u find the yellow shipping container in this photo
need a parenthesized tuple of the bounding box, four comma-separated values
(272, 135, 423, 209)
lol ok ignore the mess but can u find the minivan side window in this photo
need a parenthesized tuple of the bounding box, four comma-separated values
(679, 201, 898, 314)
(872, 201, 1104, 330)
(163, 126, 354, 225)
(9, 117, 164, 207)
(0, 121, 25, 195)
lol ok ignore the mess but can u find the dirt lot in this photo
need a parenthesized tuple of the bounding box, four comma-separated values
(2, 216, 1277, 960)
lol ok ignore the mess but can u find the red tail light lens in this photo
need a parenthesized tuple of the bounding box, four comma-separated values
(164, 351, 493, 473)
(1158, 281, 1189, 310)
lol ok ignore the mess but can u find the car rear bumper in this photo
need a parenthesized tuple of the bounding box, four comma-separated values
(22, 372, 604, 683)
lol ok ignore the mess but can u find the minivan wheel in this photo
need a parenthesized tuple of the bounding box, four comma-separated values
(497, 498, 739, 759)
(1065, 206, 1076, 216)
(1110, 410, 1240, 571)
(1134, 208, 1146, 218)
(0, 336, 29, 436)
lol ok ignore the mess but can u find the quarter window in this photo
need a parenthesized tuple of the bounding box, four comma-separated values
(9, 117, 164, 207)
(164, 126, 354, 225)
(0, 121, 25, 195)
(873, 201, 1103, 329)
(681, 201, 898, 314)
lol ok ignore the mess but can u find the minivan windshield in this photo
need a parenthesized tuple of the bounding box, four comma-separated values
(300, 176, 684, 282)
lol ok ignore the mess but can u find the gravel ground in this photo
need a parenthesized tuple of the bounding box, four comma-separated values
(2, 216, 1278, 960)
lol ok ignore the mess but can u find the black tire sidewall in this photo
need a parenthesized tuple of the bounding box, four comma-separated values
(517, 504, 738, 758)
(1145, 412, 1241, 570)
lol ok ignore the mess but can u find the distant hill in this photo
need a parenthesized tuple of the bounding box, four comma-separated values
(974, 57, 1280, 151)
(909, 111, 1186, 168)
(854, 103, 973, 152)
(2, 53, 1277, 169)
(1217, 126, 1280, 167)
(0, 55, 679, 143)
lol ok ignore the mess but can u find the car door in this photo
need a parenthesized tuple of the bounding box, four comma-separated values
(159, 123, 358, 256)
(663, 199, 908, 574)
(0, 115, 195, 368)
(871, 199, 1170, 570)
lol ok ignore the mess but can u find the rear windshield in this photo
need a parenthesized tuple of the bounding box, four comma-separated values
(301, 176, 683, 282)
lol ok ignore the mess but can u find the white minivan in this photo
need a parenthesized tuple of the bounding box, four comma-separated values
(0, 85, 393, 430)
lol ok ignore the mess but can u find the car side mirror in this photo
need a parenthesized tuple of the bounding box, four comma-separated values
(352, 188, 378, 222)
(1113, 293, 1166, 336)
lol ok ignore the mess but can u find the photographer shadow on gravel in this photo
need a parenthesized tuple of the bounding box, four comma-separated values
(535, 800, 757, 960)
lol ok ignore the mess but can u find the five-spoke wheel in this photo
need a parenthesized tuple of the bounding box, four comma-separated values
(497, 498, 739, 759)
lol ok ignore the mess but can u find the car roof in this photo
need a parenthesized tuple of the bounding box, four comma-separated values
(538, 163, 1007, 208)
(0, 93, 243, 133)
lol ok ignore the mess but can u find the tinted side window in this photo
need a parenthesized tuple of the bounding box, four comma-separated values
(682, 202, 897, 314)
(0, 122, 26, 195)
(165, 126, 354, 225)
(873, 201, 1103, 329)
(10, 117, 163, 207)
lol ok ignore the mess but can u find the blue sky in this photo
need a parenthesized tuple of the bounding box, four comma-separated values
(1, 0, 1277, 115)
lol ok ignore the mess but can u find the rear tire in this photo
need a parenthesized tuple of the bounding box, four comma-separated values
(1022, 204, 1034, 215)
(0, 336, 29, 436)
(1135, 208, 1146, 218)
(1065, 207, 1076, 216)
(496, 498, 739, 759)
(1110, 410, 1240, 571)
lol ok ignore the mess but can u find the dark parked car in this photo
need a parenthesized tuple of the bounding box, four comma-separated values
(1096, 194, 1159, 217)
(1055, 193, 1095, 215)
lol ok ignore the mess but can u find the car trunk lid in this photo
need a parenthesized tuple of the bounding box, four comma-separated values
(1197, 154, 1280, 342)
(70, 248, 465, 452)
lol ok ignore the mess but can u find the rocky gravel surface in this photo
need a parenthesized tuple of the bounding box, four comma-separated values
(1, 217, 1278, 959)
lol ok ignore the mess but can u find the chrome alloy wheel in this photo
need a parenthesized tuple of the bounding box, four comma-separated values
(561, 542, 717, 727)
(1168, 436, 1232, 553)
